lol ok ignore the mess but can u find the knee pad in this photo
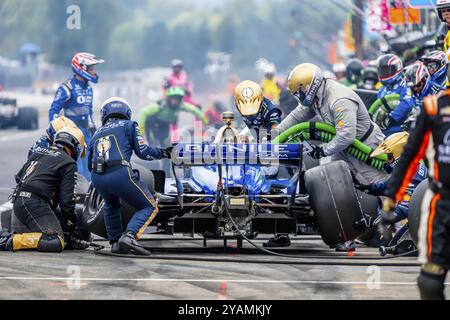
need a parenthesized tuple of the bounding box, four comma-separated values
(417, 269, 446, 300)
(12, 232, 64, 252)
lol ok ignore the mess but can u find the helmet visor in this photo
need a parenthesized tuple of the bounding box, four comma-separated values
(378, 64, 400, 80)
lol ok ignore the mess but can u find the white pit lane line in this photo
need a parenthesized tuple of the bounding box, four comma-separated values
(0, 277, 449, 286)
(0, 130, 40, 143)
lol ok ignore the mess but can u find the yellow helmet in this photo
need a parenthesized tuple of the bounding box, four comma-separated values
(54, 126, 86, 160)
(234, 80, 263, 116)
(47, 116, 77, 139)
(287, 63, 324, 107)
(370, 132, 409, 159)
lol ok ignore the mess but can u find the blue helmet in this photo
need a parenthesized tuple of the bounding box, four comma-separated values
(420, 51, 447, 81)
(100, 97, 132, 125)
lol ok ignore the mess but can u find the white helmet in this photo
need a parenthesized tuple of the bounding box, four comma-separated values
(332, 63, 346, 74)
(264, 63, 276, 74)
(437, 0, 450, 21)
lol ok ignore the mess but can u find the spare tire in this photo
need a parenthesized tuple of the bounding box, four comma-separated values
(408, 178, 429, 245)
(81, 166, 156, 239)
(17, 106, 38, 130)
(305, 160, 367, 246)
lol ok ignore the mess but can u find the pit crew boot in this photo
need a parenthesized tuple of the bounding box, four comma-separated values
(263, 234, 291, 248)
(0, 230, 13, 251)
(118, 232, 151, 256)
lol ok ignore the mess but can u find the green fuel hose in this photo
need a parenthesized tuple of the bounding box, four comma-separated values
(272, 121, 388, 172)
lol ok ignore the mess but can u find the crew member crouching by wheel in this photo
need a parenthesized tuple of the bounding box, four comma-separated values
(355, 132, 428, 251)
(0, 128, 86, 252)
(28, 116, 77, 158)
(383, 88, 450, 300)
(89, 97, 172, 255)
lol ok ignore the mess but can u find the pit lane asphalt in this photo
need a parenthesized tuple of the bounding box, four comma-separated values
(1, 117, 449, 300)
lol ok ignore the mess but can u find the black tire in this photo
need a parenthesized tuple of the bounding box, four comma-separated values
(81, 166, 155, 239)
(305, 160, 367, 246)
(17, 107, 38, 130)
(408, 178, 429, 245)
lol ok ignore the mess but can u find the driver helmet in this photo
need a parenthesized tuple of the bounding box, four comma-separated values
(420, 50, 447, 79)
(72, 52, 104, 83)
(234, 80, 264, 116)
(287, 63, 324, 108)
(404, 61, 431, 97)
(377, 54, 403, 85)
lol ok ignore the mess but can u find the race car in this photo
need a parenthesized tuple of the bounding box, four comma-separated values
(0, 97, 38, 130)
(81, 119, 382, 248)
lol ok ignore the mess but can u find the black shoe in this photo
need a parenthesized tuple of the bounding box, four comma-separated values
(263, 235, 291, 248)
(335, 240, 356, 252)
(118, 232, 151, 256)
(111, 241, 127, 254)
(0, 230, 13, 251)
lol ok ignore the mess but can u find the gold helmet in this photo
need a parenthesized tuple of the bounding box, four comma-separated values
(54, 126, 86, 160)
(287, 63, 324, 107)
(234, 80, 263, 116)
(370, 132, 409, 160)
(46, 116, 77, 139)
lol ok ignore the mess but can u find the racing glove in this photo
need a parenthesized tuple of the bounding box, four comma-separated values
(161, 146, 174, 159)
(350, 172, 370, 193)
(308, 145, 325, 160)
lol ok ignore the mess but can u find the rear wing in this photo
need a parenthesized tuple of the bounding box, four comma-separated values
(172, 143, 303, 166)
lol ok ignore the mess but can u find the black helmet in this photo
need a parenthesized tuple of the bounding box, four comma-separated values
(346, 59, 364, 83)
(377, 54, 403, 84)
(53, 127, 86, 161)
(363, 66, 379, 83)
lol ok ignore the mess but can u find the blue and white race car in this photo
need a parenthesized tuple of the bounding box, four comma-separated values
(82, 135, 379, 247)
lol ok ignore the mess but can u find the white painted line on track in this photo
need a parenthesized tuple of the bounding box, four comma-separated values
(0, 201, 12, 213)
(0, 277, 448, 285)
(0, 130, 40, 142)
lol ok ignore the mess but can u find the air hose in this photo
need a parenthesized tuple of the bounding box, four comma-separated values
(368, 94, 401, 115)
(368, 94, 401, 130)
(272, 121, 388, 171)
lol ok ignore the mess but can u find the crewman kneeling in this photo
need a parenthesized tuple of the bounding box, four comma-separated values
(89, 97, 172, 255)
(0, 127, 86, 252)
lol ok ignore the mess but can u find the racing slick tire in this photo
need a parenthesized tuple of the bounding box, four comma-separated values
(305, 160, 368, 246)
(81, 165, 156, 239)
(408, 178, 428, 245)
(17, 106, 38, 130)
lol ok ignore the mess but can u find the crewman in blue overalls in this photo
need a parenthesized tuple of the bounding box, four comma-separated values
(49, 52, 104, 181)
(88, 97, 172, 255)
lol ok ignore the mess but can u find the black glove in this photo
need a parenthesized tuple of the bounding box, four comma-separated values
(308, 145, 325, 160)
(161, 146, 174, 159)
(351, 172, 371, 193)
